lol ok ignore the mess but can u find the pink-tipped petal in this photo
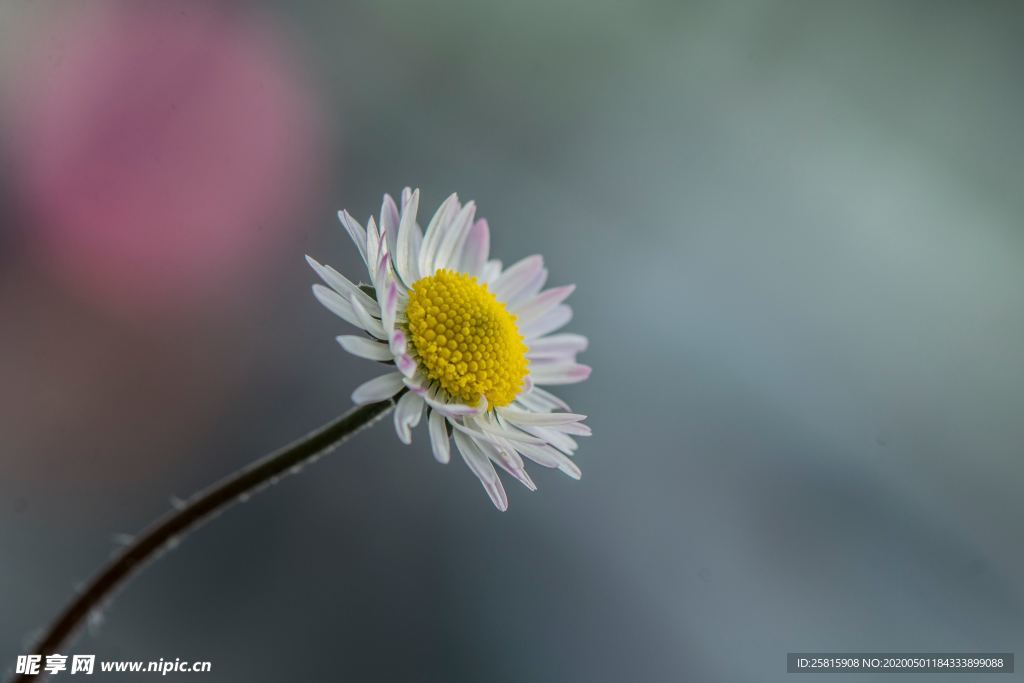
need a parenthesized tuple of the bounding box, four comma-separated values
(389, 328, 407, 355)
(396, 353, 418, 378)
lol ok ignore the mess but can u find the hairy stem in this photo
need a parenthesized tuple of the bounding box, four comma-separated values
(12, 399, 396, 683)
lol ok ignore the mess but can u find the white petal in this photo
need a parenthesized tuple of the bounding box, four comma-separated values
(380, 193, 401, 263)
(401, 370, 429, 394)
(482, 475, 509, 510)
(530, 362, 592, 386)
(393, 391, 424, 444)
(555, 421, 592, 436)
(507, 466, 537, 492)
(520, 423, 578, 455)
(375, 240, 392, 291)
(312, 284, 363, 329)
(516, 441, 581, 480)
(406, 383, 482, 417)
(448, 416, 531, 453)
(453, 431, 508, 511)
(497, 407, 586, 426)
(520, 304, 573, 339)
(508, 407, 590, 436)
(526, 333, 588, 360)
(475, 430, 526, 470)
(365, 217, 381, 281)
(350, 296, 387, 340)
(393, 188, 422, 286)
(514, 390, 557, 413)
(428, 410, 451, 464)
(512, 285, 576, 324)
(492, 255, 543, 302)
(481, 259, 503, 284)
(555, 456, 582, 480)
(504, 266, 548, 309)
(337, 210, 367, 265)
(433, 201, 476, 271)
(419, 193, 460, 276)
(529, 386, 571, 411)
(336, 335, 393, 361)
(351, 373, 404, 405)
(467, 414, 546, 445)
(475, 438, 536, 491)
(512, 441, 563, 468)
(381, 281, 399, 334)
(457, 218, 490, 278)
(453, 430, 497, 484)
(306, 255, 380, 315)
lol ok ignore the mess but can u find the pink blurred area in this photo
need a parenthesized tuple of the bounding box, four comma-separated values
(4, 0, 326, 317)
(0, 1, 330, 490)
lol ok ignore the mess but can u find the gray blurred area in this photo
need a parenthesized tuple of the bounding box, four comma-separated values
(2, 1, 1024, 681)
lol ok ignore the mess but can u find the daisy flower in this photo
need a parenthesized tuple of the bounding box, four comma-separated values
(306, 188, 591, 510)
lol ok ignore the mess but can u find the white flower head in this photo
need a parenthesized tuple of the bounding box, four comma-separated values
(307, 188, 591, 510)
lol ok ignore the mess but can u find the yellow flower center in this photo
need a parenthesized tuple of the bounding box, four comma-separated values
(405, 269, 528, 408)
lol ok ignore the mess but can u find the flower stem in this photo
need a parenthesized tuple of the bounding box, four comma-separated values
(12, 399, 396, 683)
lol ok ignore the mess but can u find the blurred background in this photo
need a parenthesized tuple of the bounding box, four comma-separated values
(2, 0, 1023, 680)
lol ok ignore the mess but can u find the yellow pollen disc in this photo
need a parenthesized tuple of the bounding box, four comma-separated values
(405, 269, 528, 408)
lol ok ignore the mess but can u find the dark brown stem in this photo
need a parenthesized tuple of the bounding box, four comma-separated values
(11, 399, 395, 683)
